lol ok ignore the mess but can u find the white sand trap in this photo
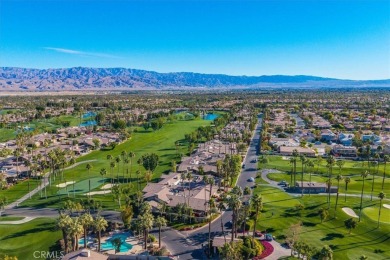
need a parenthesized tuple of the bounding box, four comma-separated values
(282, 156, 289, 160)
(56, 181, 75, 188)
(84, 190, 111, 196)
(101, 184, 113, 190)
(342, 207, 358, 218)
(383, 204, 390, 209)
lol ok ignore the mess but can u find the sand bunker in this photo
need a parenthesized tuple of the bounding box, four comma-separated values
(56, 181, 75, 188)
(101, 184, 113, 190)
(84, 190, 111, 196)
(282, 156, 289, 160)
(342, 207, 358, 218)
(383, 204, 390, 209)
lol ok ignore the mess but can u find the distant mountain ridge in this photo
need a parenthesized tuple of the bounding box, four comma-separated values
(0, 67, 389, 91)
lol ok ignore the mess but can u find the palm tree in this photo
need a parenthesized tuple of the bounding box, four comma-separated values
(80, 213, 94, 249)
(319, 245, 333, 260)
(344, 177, 351, 202)
(334, 174, 343, 218)
(359, 171, 369, 222)
(289, 157, 297, 187)
(377, 192, 386, 227)
(217, 194, 227, 243)
(99, 168, 107, 185)
(326, 155, 336, 209)
(207, 197, 216, 255)
(115, 156, 121, 183)
(129, 151, 135, 181)
(306, 160, 314, 197)
(68, 217, 83, 251)
(57, 213, 72, 253)
(94, 215, 108, 252)
(155, 216, 167, 248)
(124, 158, 130, 183)
(371, 153, 380, 201)
(382, 155, 389, 190)
(227, 193, 242, 241)
(251, 194, 263, 238)
(139, 211, 154, 249)
(110, 162, 116, 184)
(121, 150, 127, 180)
(299, 155, 306, 197)
(86, 163, 92, 176)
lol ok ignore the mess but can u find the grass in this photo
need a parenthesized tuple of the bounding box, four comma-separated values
(20, 118, 211, 209)
(0, 128, 16, 142)
(0, 218, 62, 259)
(260, 155, 390, 178)
(363, 207, 390, 224)
(57, 177, 107, 195)
(0, 216, 24, 221)
(266, 172, 390, 196)
(253, 182, 390, 259)
(0, 179, 41, 204)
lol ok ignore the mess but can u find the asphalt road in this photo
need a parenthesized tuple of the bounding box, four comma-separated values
(156, 115, 263, 259)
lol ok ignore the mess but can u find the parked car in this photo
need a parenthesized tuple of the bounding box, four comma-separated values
(265, 234, 273, 241)
(225, 221, 233, 228)
(278, 180, 287, 186)
(247, 177, 255, 182)
(254, 230, 263, 237)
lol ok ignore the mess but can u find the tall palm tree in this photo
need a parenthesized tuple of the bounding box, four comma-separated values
(359, 171, 369, 222)
(299, 155, 306, 197)
(208, 197, 216, 255)
(377, 192, 386, 227)
(124, 158, 130, 183)
(289, 157, 297, 187)
(128, 151, 135, 181)
(292, 149, 299, 184)
(217, 193, 227, 243)
(334, 174, 343, 218)
(86, 163, 92, 176)
(382, 155, 389, 190)
(115, 156, 121, 183)
(155, 216, 167, 248)
(110, 162, 116, 184)
(94, 215, 108, 252)
(251, 194, 263, 239)
(227, 193, 242, 241)
(139, 211, 154, 249)
(80, 213, 94, 249)
(306, 160, 314, 197)
(57, 213, 72, 253)
(121, 150, 127, 181)
(326, 155, 336, 209)
(99, 168, 107, 185)
(344, 177, 351, 202)
(371, 153, 380, 201)
(68, 217, 83, 251)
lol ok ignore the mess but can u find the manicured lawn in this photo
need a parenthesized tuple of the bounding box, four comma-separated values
(0, 217, 24, 221)
(260, 155, 390, 178)
(0, 218, 62, 259)
(266, 172, 390, 196)
(0, 128, 16, 142)
(253, 183, 390, 260)
(363, 206, 390, 224)
(0, 179, 41, 204)
(21, 118, 211, 209)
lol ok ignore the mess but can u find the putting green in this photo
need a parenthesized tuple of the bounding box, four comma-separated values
(363, 206, 390, 224)
(57, 177, 108, 195)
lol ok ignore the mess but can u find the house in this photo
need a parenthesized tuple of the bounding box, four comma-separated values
(321, 130, 336, 142)
(338, 133, 354, 146)
(332, 145, 357, 157)
(294, 182, 338, 194)
(62, 249, 108, 260)
(278, 146, 316, 157)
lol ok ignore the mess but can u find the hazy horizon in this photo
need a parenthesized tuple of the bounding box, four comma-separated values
(1, 0, 389, 80)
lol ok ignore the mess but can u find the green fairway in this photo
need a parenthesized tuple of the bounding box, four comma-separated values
(261, 155, 390, 178)
(253, 182, 390, 259)
(21, 118, 211, 209)
(0, 217, 24, 221)
(363, 206, 390, 224)
(57, 177, 108, 195)
(0, 128, 16, 142)
(0, 218, 62, 259)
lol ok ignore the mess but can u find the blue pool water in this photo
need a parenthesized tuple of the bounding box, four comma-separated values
(82, 112, 97, 118)
(100, 233, 133, 252)
(79, 120, 97, 127)
(203, 113, 219, 121)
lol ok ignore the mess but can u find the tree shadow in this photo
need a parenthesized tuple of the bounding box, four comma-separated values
(320, 232, 345, 241)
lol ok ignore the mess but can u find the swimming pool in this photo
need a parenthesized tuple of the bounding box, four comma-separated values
(100, 232, 133, 252)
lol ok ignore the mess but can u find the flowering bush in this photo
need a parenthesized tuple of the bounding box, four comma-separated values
(253, 241, 274, 259)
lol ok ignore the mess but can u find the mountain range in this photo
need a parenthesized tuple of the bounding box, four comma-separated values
(0, 67, 389, 91)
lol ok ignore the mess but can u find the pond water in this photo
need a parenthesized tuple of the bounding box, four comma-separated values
(203, 113, 219, 121)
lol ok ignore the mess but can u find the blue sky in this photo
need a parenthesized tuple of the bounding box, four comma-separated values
(0, 0, 389, 79)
